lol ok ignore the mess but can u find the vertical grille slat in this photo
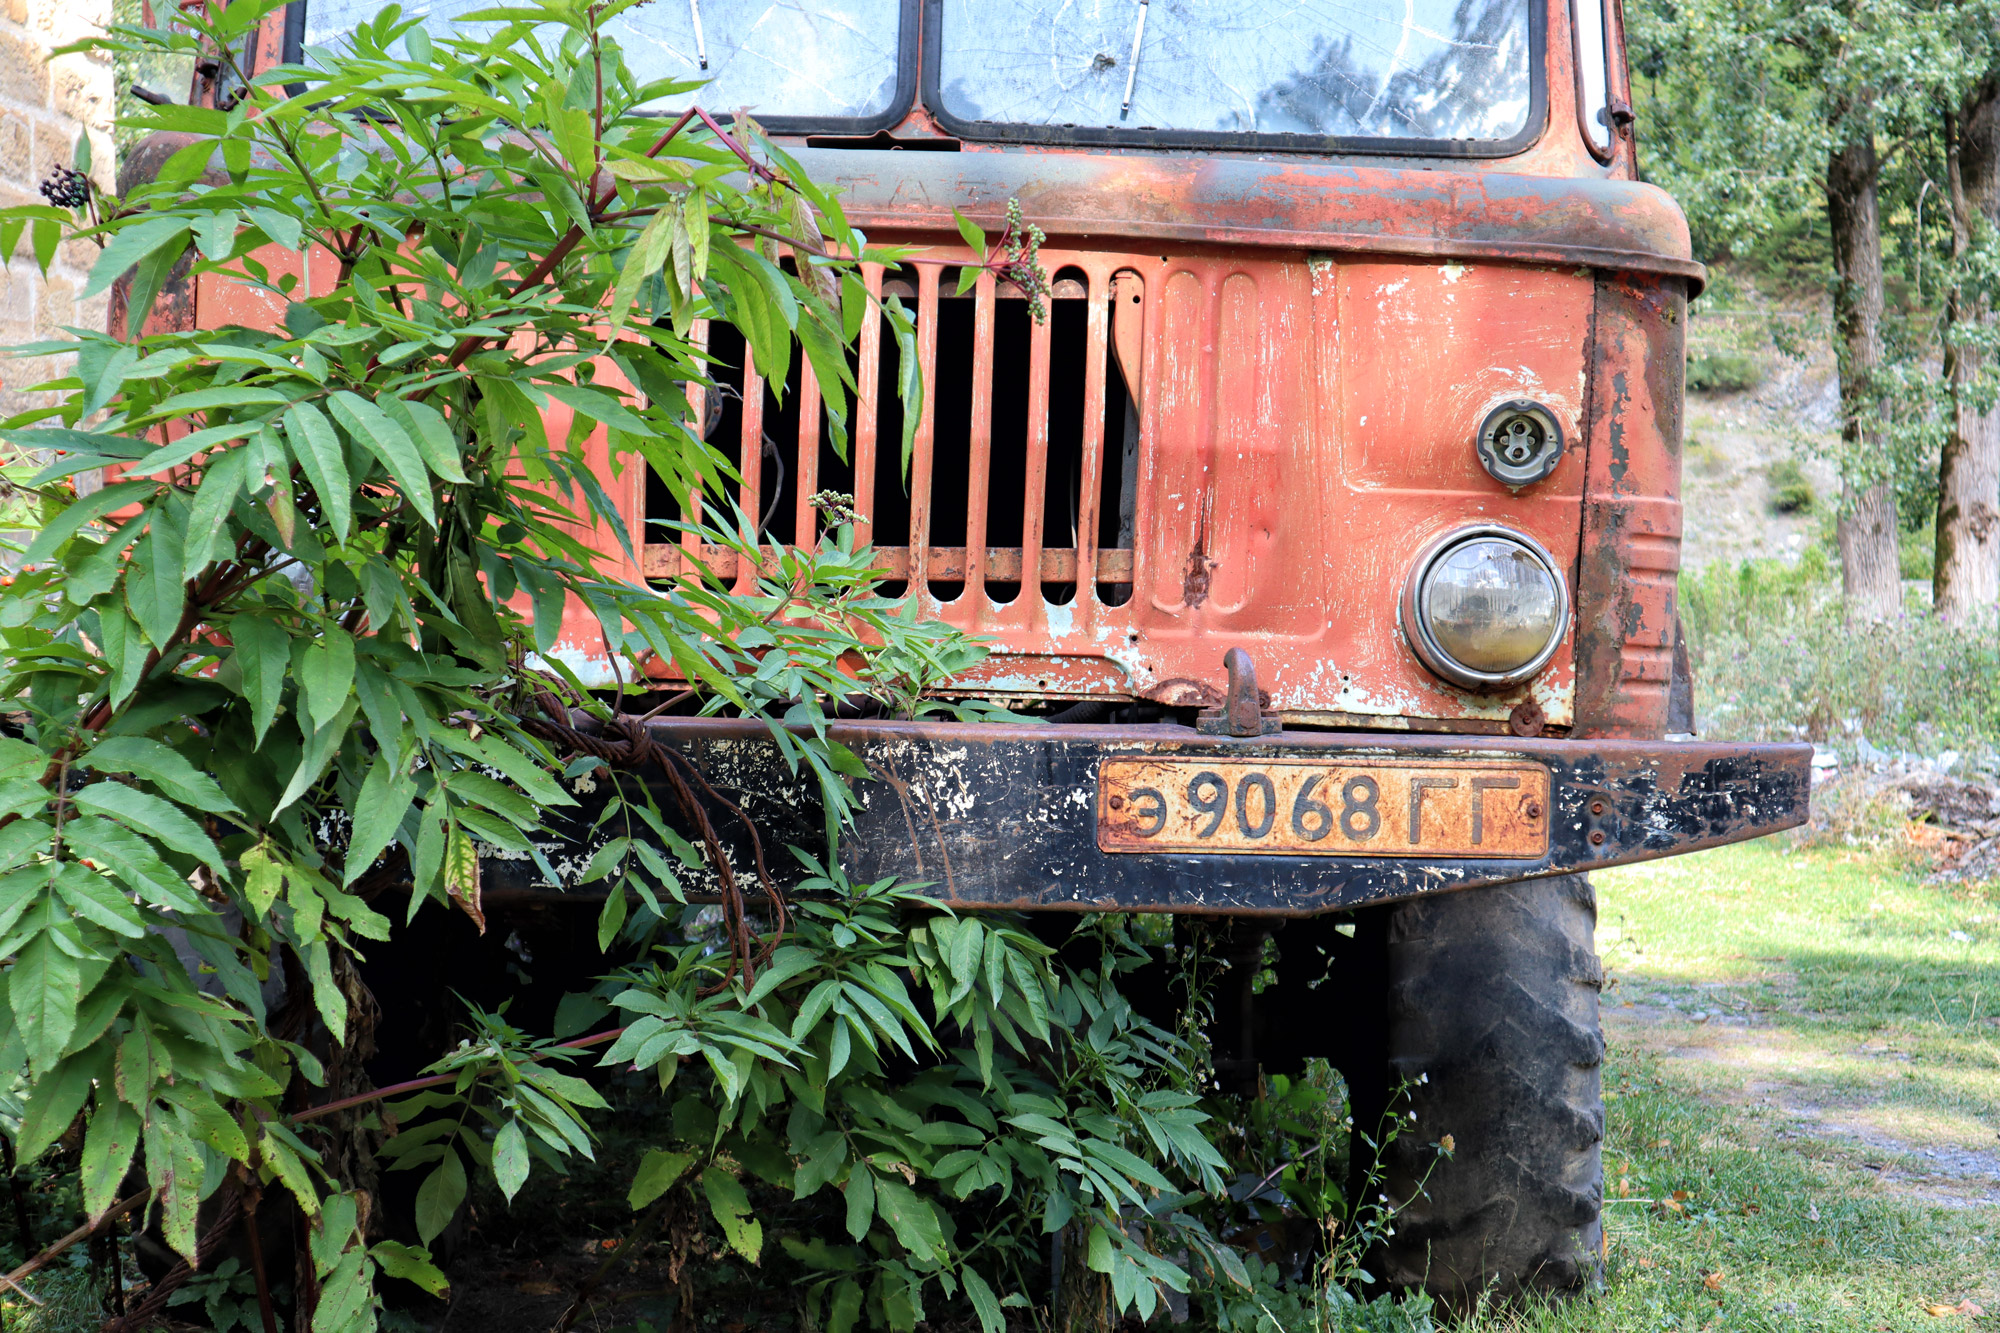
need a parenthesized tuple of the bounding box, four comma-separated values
(736, 350, 764, 593)
(793, 358, 821, 544)
(1019, 301, 1053, 623)
(965, 269, 997, 608)
(908, 264, 942, 597)
(854, 262, 884, 547)
(1074, 265, 1111, 598)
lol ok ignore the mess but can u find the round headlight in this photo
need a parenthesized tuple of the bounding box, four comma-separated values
(1402, 527, 1569, 690)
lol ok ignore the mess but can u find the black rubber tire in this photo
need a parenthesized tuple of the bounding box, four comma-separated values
(1376, 873, 1605, 1304)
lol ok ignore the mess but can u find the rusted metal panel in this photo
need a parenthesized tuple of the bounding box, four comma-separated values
(483, 718, 1810, 915)
(794, 150, 1703, 289)
(1571, 271, 1685, 739)
(657, 241, 1603, 728)
(1097, 757, 1551, 858)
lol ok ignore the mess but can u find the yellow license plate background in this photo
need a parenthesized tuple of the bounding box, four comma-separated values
(1097, 758, 1550, 857)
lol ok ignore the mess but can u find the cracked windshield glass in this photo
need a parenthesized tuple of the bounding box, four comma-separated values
(937, 0, 1531, 140)
(303, 0, 902, 120)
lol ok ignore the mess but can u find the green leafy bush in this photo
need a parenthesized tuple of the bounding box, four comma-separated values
(1685, 350, 1765, 394)
(1765, 459, 1816, 514)
(1682, 552, 2000, 758)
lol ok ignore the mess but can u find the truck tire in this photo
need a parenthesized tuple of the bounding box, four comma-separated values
(1376, 873, 1605, 1303)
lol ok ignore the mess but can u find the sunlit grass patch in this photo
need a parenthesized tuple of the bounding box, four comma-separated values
(1453, 838, 1999, 1331)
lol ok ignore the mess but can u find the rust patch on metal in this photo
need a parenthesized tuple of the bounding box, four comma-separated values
(1097, 757, 1550, 858)
(1182, 547, 1217, 608)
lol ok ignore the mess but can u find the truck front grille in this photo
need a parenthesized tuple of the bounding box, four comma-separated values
(642, 250, 1145, 626)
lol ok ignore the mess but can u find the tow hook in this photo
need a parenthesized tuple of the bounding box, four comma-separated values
(1195, 648, 1282, 737)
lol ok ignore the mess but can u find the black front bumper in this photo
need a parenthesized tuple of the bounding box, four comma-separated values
(493, 720, 1811, 916)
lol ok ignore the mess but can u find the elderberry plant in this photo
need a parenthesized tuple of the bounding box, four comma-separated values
(0, 2, 1254, 1329)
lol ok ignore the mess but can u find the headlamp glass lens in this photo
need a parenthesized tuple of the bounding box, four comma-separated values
(1421, 538, 1562, 675)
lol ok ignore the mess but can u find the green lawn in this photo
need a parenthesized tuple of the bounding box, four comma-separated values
(1455, 837, 2000, 1331)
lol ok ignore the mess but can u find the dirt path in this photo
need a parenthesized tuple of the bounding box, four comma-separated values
(1605, 987, 2000, 1214)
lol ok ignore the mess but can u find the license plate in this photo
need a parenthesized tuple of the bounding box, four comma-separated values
(1096, 758, 1550, 857)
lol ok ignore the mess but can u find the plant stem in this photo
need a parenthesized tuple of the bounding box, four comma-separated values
(289, 1025, 629, 1125)
(0, 1188, 150, 1295)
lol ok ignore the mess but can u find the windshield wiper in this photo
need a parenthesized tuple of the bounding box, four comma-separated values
(1119, 0, 1148, 118)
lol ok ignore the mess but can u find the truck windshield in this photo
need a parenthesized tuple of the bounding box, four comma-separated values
(301, 0, 904, 123)
(934, 0, 1532, 143)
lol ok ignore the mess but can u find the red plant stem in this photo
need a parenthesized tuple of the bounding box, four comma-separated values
(289, 1025, 629, 1126)
(2, 1189, 151, 1294)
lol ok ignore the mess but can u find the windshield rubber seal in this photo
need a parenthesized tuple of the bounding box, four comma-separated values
(282, 0, 920, 135)
(919, 0, 1547, 157)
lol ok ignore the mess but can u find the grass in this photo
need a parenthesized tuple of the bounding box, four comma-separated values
(1454, 836, 2000, 1332)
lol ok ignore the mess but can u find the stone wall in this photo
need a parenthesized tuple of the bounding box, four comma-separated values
(0, 0, 112, 419)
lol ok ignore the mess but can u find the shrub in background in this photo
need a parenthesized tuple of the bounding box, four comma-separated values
(1682, 550, 2000, 763)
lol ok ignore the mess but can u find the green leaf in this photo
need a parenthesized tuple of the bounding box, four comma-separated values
(872, 1178, 947, 1263)
(18, 481, 153, 568)
(843, 1164, 875, 1242)
(124, 516, 186, 649)
(81, 215, 190, 300)
(125, 242, 181, 336)
(229, 614, 289, 746)
(701, 1167, 763, 1263)
(182, 447, 249, 571)
(382, 397, 469, 484)
(65, 816, 201, 912)
(628, 1148, 694, 1210)
(145, 1113, 207, 1261)
(961, 1266, 1003, 1333)
(300, 626, 356, 732)
(72, 781, 224, 871)
(953, 209, 986, 255)
(54, 863, 146, 939)
(192, 208, 240, 262)
(343, 754, 416, 887)
(9, 927, 80, 1071)
(284, 402, 352, 542)
(1086, 1224, 1114, 1274)
(273, 698, 359, 818)
(81, 1097, 142, 1222)
(16, 1049, 104, 1162)
(827, 1278, 864, 1333)
(84, 736, 241, 815)
(327, 390, 436, 527)
(304, 938, 345, 1040)
(491, 1118, 530, 1202)
(415, 1148, 467, 1246)
(607, 207, 678, 329)
(96, 604, 146, 707)
(371, 1240, 449, 1298)
(314, 1248, 374, 1333)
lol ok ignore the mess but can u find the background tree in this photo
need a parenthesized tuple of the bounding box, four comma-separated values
(1630, 0, 2000, 620)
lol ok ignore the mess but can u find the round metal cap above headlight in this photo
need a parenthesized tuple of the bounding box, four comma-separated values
(1401, 526, 1569, 690)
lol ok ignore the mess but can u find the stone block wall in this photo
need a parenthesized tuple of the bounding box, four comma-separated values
(0, 0, 112, 419)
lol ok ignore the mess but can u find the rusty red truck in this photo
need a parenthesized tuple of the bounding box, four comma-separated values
(128, 0, 1810, 1302)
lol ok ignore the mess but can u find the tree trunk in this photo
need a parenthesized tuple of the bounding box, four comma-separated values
(1936, 79, 2000, 623)
(1826, 137, 1903, 619)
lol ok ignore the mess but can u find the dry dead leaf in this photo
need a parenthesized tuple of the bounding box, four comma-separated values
(516, 1281, 564, 1296)
(1702, 1271, 1724, 1291)
(1926, 1300, 1987, 1318)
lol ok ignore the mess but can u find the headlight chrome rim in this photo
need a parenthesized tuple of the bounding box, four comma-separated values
(1401, 525, 1570, 691)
